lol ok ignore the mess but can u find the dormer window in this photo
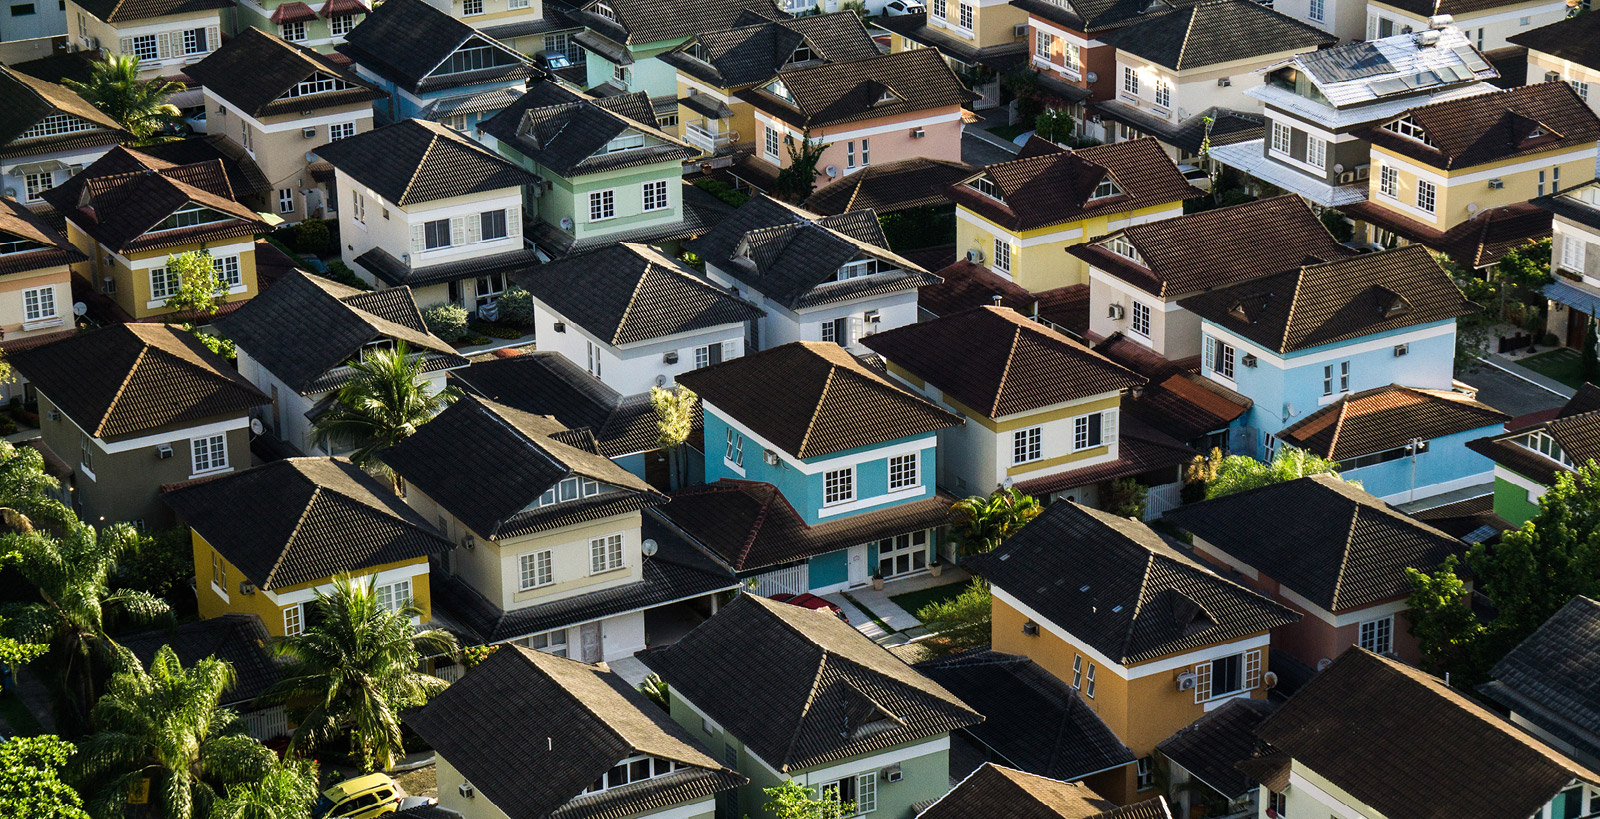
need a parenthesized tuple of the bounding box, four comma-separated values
(18, 113, 97, 140)
(0, 235, 46, 255)
(1519, 430, 1575, 467)
(1384, 115, 1432, 146)
(836, 258, 880, 281)
(600, 133, 646, 153)
(1108, 235, 1141, 263)
(287, 72, 349, 98)
(443, 45, 496, 74)
(1091, 178, 1122, 199)
(687, 41, 710, 62)
(536, 475, 605, 507)
(786, 44, 814, 65)
(967, 176, 1000, 201)
(876, 90, 897, 105)
(583, 756, 685, 795)
(766, 78, 794, 103)
(592, 1, 617, 21)
(154, 203, 231, 232)
(1378, 287, 1411, 318)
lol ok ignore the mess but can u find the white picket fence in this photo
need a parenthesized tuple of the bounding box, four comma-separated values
(1144, 481, 1184, 521)
(747, 564, 809, 597)
(432, 663, 466, 683)
(243, 705, 288, 741)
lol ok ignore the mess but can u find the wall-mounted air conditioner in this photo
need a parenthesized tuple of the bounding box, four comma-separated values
(1107, 303, 1125, 320)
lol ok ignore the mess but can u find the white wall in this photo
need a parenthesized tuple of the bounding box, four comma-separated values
(532, 296, 748, 395)
(706, 264, 920, 354)
(337, 170, 523, 285)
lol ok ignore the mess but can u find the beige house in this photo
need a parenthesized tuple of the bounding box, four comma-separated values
(1366, 0, 1566, 51)
(0, 198, 84, 361)
(0, 66, 127, 211)
(68, 0, 232, 90)
(1511, 13, 1600, 118)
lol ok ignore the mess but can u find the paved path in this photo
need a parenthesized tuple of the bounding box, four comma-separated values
(1459, 355, 1572, 418)
(824, 569, 971, 644)
(961, 130, 1018, 167)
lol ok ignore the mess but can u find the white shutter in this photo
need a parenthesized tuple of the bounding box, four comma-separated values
(1244, 649, 1262, 690)
(449, 216, 466, 247)
(1102, 408, 1118, 443)
(848, 316, 863, 346)
(465, 213, 481, 244)
(205, 25, 219, 51)
(156, 31, 171, 58)
(410, 223, 425, 254)
(1193, 660, 1212, 704)
(119, 36, 133, 55)
(507, 204, 521, 238)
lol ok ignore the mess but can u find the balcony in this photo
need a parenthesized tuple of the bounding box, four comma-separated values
(684, 122, 737, 154)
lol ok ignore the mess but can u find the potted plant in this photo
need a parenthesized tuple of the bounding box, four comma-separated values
(929, 558, 944, 578)
(871, 570, 884, 591)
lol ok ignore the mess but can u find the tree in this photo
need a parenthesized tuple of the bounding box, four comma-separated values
(763, 780, 855, 819)
(309, 341, 457, 476)
(1403, 555, 1486, 679)
(71, 646, 276, 819)
(1198, 448, 1355, 500)
(0, 438, 80, 535)
(650, 385, 697, 489)
(207, 759, 318, 819)
(1034, 107, 1074, 145)
(162, 250, 226, 316)
(1105, 478, 1148, 519)
(63, 55, 182, 140)
(773, 129, 829, 204)
(0, 735, 90, 819)
(915, 579, 991, 658)
(638, 673, 670, 712)
(950, 487, 1041, 555)
(262, 576, 459, 771)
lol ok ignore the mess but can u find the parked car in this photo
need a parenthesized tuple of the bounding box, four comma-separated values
(534, 49, 572, 71)
(313, 773, 403, 819)
(883, 0, 925, 14)
(184, 110, 208, 134)
(771, 593, 849, 623)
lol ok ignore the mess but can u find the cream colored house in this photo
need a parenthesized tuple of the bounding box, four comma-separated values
(0, 198, 83, 367)
(1511, 13, 1600, 118)
(68, 0, 230, 86)
(1366, 0, 1566, 51)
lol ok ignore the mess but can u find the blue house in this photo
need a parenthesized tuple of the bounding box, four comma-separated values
(338, 0, 536, 129)
(664, 341, 962, 594)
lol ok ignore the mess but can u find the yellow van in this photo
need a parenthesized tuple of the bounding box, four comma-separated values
(313, 773, 402, 819)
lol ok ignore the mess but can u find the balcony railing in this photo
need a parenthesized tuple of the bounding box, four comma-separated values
(685, 122, 737, 153)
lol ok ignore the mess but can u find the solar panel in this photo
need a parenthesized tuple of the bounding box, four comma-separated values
(1462, 525, 1499, 544)
(1451, 45, 1492, 74)
(1367, 77, 1412, 97)
(1301, 41, 1396, 82)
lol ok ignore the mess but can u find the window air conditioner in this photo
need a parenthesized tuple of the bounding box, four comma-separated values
(1013, 22, 1028, 36)
(664, 350, 679, 364)
(1107, 303, 1125, 320)
(911, 126, 926, 138)
(459, 783, 475, 798)
(762, 449, 780, 466)
(1394, 343, 1409, 356)
(884, 765, 904, 783)
(1488, 178, 1504, 189)
(1547, 71, 1562, 83)
(238, 581, 256, 595)
(1217, 77, 1231, 87)
(301, 127, 317, 139)
(1242, 354, 1258, 367)
(156, 444, 173, 459)
(47, 410, 60, 421)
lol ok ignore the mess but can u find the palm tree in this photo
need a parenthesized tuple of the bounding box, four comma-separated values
(950, 487, 1042, 555)
(70, 645, 277, 819)
(208, 759, 319, 819)
(0, 437, 80, 535)
(4, 519, 171, 734)
(63, 55, 182, 140)
(262, 575, 459, 771)
(310, 341, 457, 476)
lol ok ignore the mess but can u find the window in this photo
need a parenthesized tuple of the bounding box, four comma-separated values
(612, 62, 630, 86)
(80, 437, 92, 472)
(443, 45, 501, 74)
(1035, 29, 1052, 61)
(968, 176, 999, 200)
(1564, 235, 1587, 273)
(278, 188, 295, 214)
(283, 603, 303, 636)
(820, 773, 876, 816)
(11, 3, 33, 13)
(1130, 301, 1151, 337)
(1339, 360, 1349, 392)
(212, 255, 241, 289)
(1012, 427, 1042, 464)
(19, 113, 96, 140)
(1073, 412, 1103, 451)
(994, 237, 1012, 273)
(527, 628, 567, 657)
(1206, 337, 1234, 379)
(589, 534, 624, 573)
(764, 126, 781, 161)
(290, 74, 341, 97)
(191, 433, 228, 474)
(280, 21, 306, 41)
(1539, 169, 1551, 197)
(1309, 0, 1323, 21)
(958, 1, 972, 28)
(1154, 80, 1170, 109)
(23, 171, 52, 202)
(22, 286, 55, 322)
(352, 191, 366, 223)
(1306, 135, 1326, 170)
(824, 468, 855, 505)
(1123, 66, 1139, 95)
(725, 428, 744, 467)
(589, 189, 615, 221)
(1210, 653, 1243, 697)
(1085, 664, 1096, 697)
(642, 180, 669, 212)
(1270, 120, 1291, 154)
(822, 317, 849, 346)
(846, 141, 855, 168)
(130, 34, 158, 61)
(933, 0, 944, 17)
(592, 0, 617, 20)
(375, 579, 410, 613)
(424, 219, 452, 249)
(601, 133, 645, 153)
(1061, 41, 1080, 73)
(1519, 430, 1574, 467)
(1417, 179, 1436, 213)
(329, 121, 356, 141)
(1136, 757, 1154, 790)
(1359, 615, 1393, 654)
(1071, 654, 1083, 688)
(462, 0, 482, 13)
(1384, 115, 1431, 145)
(1379, 165, 1398, 198)
(241, 120, 252, 152)
(480, 209, 508, 241)
(1267, 791, 1287, 818)
(520, 550, 554, 590)
(181, 27, 207, 54)
(878, 530, 929, 577)
(329, 13, 355, 34)
(586, 340, 602, 377)
(1109, 235, 1141, 262)
(1572, 80, 1590, 101)
(537, 476, 603, 507)
(150, 266, 178, 301)
(211, 550, 224, 591)
(888, 453, 919, 490)
(1091, 179, 1122, 199)
(545, 31, 584, 62)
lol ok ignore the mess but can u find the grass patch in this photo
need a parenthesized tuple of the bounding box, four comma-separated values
(1521, 347, 1585, 389)
(0, 692, 45, 737)
(839, 592, 894, 634)
(985, 122, 1029, 141)
(889, 581, 968, 619)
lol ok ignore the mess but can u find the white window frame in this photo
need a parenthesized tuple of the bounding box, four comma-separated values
(23, 171, 52, 202)
(887, 453, 919, 490)
(589, 189, 616, 221)
(1563, 235, 1587, 273)
(1306, 135, 1326, 170)
(520, 549, 554, 590)
(1379, 165, 1399, 198)
(526, 628, 568, 657)
(278, 188, 295, 214)
(212, 255, 241, 289)
(1270, 121, 1291, 155)
(1359, 615, 1394, 655)
(462, 0, 483, 13)
(129, 33, 158, 61)
(1072, 412, 1105, 452)
(642, 179, 669, 212)
(329, 13, 355, 34)
(1130, 301, 1151, 337)
(328, 121, 356, 140)
(280, 20, 306, 41)
(1417, 179, 1436, 213)
(283, 602, 303, 636)
(1154, 80, 1170, 109)
(957, 1, 972, 29)
(22, 285, 55, 322)
(190, 433, 228, 475)
(1123, 65, 1139, 95)
(589, 533, 625, 574)
(994, 237, 1012, 273)
(823, 467, 855, 506)
(725, 428, 744, 467)
(1012, 426, 1043, 465)
(1309, 0, 1323, 21)
(374, 579, 410, 613)
(764, 126, 781, 161)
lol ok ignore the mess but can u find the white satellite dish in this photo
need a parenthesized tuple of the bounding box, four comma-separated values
(642, 538, 658, 557)
(1465, 202, 1480, 214)
(559, 216, 574, 232)
(72, 302, 87, 317)
(249, 418, 265, 435)
(1002, 477, 1014, 489)
(824, 165, 838, 178)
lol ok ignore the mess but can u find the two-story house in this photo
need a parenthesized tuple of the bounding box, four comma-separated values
(1512, 13, 1600, 120)
(1166, 474, 1471, 674)
(516, 242, 764, 395)
(382, 393, 739, 661)
(969, 500, 1299, 804)
(1466, 383, 1600, 526)
(316, 118, 540, 311)
(875, 0, 1030, 109)
(640, 594, 984, 819)
(1341, 82, 1600, 268)
(1209, 24, 1500, 209)
(408, 645, 747, 819)
(1012, 0, 1174, 110)
(687, 195, 940, 355)
(666, 341, 962, 589)
(946, 136, 1201, 291)
(218, 270, 469, 457)
(442, 0, 587, 58)
(337, 0, 537, 129)
(187, 29, 383, 224)
(1175, 244, 1488, 466)
(67, 0, 229, 84)
(1249, 648, 1600, 819)
(922, 764, 1172, 819)
(166, 456, 454, 635)
(43, 146, 271, 321)
(1368, 1, 1566, 52)
(12, 324, 269, 528)
(1482, 595, 1600, 769)
(233, 0, 370, 54)
(0, 198, 86, 368)
(0, 66, 126, 211)
(476, 81, 701, 259)
(1541, 181, 1600, 347)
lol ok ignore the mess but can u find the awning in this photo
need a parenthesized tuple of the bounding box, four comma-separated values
(270, 1, 317, 22)
(319, 0, 368, 16)
(1546, 278, 1600, 317)
(8, 160, 69, 176)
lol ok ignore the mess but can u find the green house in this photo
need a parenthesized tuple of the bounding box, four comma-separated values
(1467, 383, 1600, 526)
(233, 0, 369, 54)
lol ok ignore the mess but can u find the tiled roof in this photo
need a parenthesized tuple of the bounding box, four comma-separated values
(949, 137, 1201, 233)
(338, 0, 535, 92)
(1534, 180, 1600, 233)
(1509, 12, 1600, 69)
(1342, 199, 1554, 270)
(406, 645, 745, 819)
(1468, 384, 1600, 485)
(661, 12, 880, 89)
(11, 324, 267, 440)
(870, 12, 1029, 70)
(1098, 0, 1335, 70)
(676, 341, 961, 459)
(513, 243, 763, 346)
(218, 271, 465, 395)
(351, 246, 543, 289)
(1255, 648, 1600, 819)
(566, 0, 783, 46)
(314, 118, 536, 207)
(0, 65, 123, 151)
(1157, 698, 1277, 798)
(919, 764, 1171, 819)
(0, 196, 84, 276)
(1012, 415, 1197, 497)
(865, 306, 1144, 418)
(1010, 0, 1186, 34)
(1121, 368, 1251, 444)
(914, 650, 1134, 782)
(1363, 82, 1600, 170)
(917, 259, 1035, 318)
(740, 48, 974, 129)
(1168, 474, 1468, 613)
(187, 28, 384, 117)
(968, 501, 1298, 664)
(1275, 385, 1508, 460)
(1386, 0, 1562, 19)
(478, 82, 696, 178)
(804, 157, 975, 216)
(119, 615, 280, 705)
(74, 0, 231, 24)
(639, 594, 983, 773)
(1067, 195, 1353, 299)
(1088, 103, 1264, 157)
(1482, 596, 1600, 763)
(133, 135, 274, 199)
(163, 458, 451, 590)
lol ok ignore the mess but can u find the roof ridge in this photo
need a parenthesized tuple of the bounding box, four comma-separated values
(1117, 547, 1162, 663)
(989, 323, 1025, 417)
(794, 364, 839, 459)
(261, 483, 322, 590)
(400, 131, 443, 205)
(94, 339, 150, 438)
(732, 485, 779, 570)
(609, 260, 659, 344)
(1326, 500, 1362, 611)
(1276, 264, 1311, 352)
(777, 620, 834, 772)
(516, 648, 645, 757)
(1173, 5, 1199, 70)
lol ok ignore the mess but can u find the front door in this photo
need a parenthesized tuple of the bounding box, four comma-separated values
(1568, 307, 1589, 350)
(580, 622, 602, 663)
(847, 544, 868, 587)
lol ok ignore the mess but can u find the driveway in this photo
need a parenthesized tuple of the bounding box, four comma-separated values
(1459, 358, 1571, 418)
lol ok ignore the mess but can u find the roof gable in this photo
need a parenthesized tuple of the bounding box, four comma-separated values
(741, 48, 972, 129)
(338, 0, 533, 92)
(0, 66, 123, 146)
(313, 118, 535, 206)
(1275, 384, 1508, 462)
(479, 83, 695, 178)
(1098, 0, 1336, 70)
(187, 28, 383, 117)
(1366, 82, 1600, 169)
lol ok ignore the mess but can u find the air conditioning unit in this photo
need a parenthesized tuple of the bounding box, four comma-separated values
(1488, 178, 1505, 189)
(965, 247, 985, 264)
(1394, 343, 1409, 356)
(1242, 354, 1258, 368)
(461, 535, 475, 550)
(1339, 171, 1356, 184)
(884, 765, 904, 783)
(459, 783, 475, 798)
(763, 449, 780, 466)
(156, 444, 173, 459)
(864, 309, 880, 325)
(664, 350, 679, 364)
(911, 127, 926, 139)
(47, 410, 60, 421)
(1176, 672, 1198, 691)
(1547, 71, 1562, 83)
(1013, 22, 1027, 36)
(553, 321, 566, 333)
(1107, 303, 1126, 320)
(1021, 620, 1039, 636)
(1356, 165, 1370, 180)
(238, 581, 256, 595)
(301, 127, 317, 139)
(1217, 77, 1231, 87)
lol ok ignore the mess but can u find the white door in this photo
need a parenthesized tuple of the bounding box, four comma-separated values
(847, 544, 868, 587)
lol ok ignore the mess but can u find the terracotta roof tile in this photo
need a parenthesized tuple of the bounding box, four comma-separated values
(1363, 83, 1600, 170)
(1275, 385, 1508, 461)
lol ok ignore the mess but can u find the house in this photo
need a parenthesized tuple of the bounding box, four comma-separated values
(1481, 595, 1600, 769)
(217, 270, 469, 457)
(232, 0, 370, 53)
(165, 457, 453, 635)
(1087, 0, 1335, 160)
(1154, 698, 1277, 819)
(1369, 0, 1567, 52)
(1535, 179, 1600, 348)
(946, 136, 1202, 291)
(1466, 383, 1600, 526)
(315, 118, 540, 311)
(803, 157, 977, 218)
(337, 0, 537, 129)
(0, 66, 126, 211)
(452, 0, 587, 59)
(660, 11, 881, 159)
(1208, 24, 1500, 208)
(1165, 474, 1472, 674)
(381, 393, 739, 661)
(687, 195, 941, 355)
(476, 81, 703, 258)
(1, 0, 66, 41)
(119, 615, 286, 740)
(1248, 647, 1600, 819)
(11, 324, 269, 528)
(42, 146, 272, 321)
(1012, 0, 1172, 110)
(1071, 195, 1353, 363)
(186, 29, 383, 223)
(966, 500, 1299, 803)
(514, 242, 764, 395)
(406, 645, 747, 819)
(66, 0, 229, 84)
(1341, 82, 1600, 267)
(1174, 244, 1486, 463)
(919, 764, 1171, 819)
(639, 594, 984, 819)
(0, 197, 86, 366)
(873, 0, 1031, 110)
(1511, 13, 1600, 119)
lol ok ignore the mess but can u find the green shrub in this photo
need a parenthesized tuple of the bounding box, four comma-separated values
(692, 178, 749, 208)
(292, 219, 333, 255)
(496, 285, 537, 326)
(0, 417, 17, 435)
(318, 260, 372, 290)
(470, 320, 526, 339)
(423, 303, 470, 343)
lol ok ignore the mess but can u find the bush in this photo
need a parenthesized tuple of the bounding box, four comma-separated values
(496, 285, 536, 327)
(692, 178, 749, 208)
(9, 405, 37, 428)
(181, 323, 236, 360)
(318, 260, 371, 291)
(470, 320, 525, 339)
(291, 219, 333, 255)
(423, 303, 470, 343)
(112, 527, 196, 616)
(0, 417, 17, 435)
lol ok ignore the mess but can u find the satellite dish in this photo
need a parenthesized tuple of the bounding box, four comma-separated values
(1465, 202, 1480, 214)
(1086, 72, 1097, 83)
(824, 165, 838, 178)
(642, 538, 658, 557)
(1002, 477, 1014, 489)
(1333, 163, 1345, 173)
(72, 301, 87, 316)
(655, 374, 667, 387)
(249, 418, 265, 435)
(559, 216, 574, 232)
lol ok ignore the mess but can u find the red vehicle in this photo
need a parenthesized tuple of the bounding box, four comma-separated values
(770, 593, 849, 624)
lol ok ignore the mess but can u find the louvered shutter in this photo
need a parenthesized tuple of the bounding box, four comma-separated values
(156, 32, 171, 58)
(205, 26, 219, 51)
(410, 223, 425, 255)
(1102, 408, 1117, 444)
(848, 316, 863, 346)
(119, 36, 133, 55)
(1193, 660, 1212, 704)
(1244, 649, 1262, 690)
(449, 216, 466, 247)
(465, 212, 481, 244)
(506, 204, 521, 238)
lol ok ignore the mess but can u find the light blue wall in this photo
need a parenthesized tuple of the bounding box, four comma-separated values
(583, 39, 687, 98)
(1338, 423, 1503, 500)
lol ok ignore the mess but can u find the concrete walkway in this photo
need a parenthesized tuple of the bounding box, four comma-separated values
(1397, 482, 1493, 514)
(1480, 353, 1577, 399)
(605, 655, 652, 687)
(824, 568, 972, 645)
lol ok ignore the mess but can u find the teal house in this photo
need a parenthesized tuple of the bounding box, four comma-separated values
(233, 0, 368, 54)
(640, 594, 983, 819)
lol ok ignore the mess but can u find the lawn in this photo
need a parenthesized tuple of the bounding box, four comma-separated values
(985, 122, 1030, 142)
(1520, 347, 1585, 389)
(890, 580, 970, 619)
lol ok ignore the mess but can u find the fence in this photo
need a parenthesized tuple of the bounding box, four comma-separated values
(747, 564, 809, 598)
(1144, 481, 1184, 521)
(432, 663, 466, 683)
(243, 705, 288, 741)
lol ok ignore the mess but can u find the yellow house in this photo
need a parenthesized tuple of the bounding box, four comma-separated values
(967, 501, 1299, 804)
(1343, 82, 1600, 268)
(876, 0, 1030, 108)
(165, 457, 452, 637)
(43, 146, 272, 320)
(947, 136, 1202, 291)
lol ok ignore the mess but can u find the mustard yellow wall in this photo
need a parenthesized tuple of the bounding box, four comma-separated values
(923, 1, 1027, 49)
(674, 77, 758, 156)
(1366, 145, 1594, 233)
(69, 229, 261, 320)
(956, 200, 1181, 290)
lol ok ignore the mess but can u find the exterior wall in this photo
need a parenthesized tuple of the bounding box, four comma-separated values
(67, 3, 225, 80)
(955, 200, 1183, 291)
(0, 263, 71, 341)
(1335, 423, 1501, 503)
(488, 150, 683, 245)
(207, 89, 374, 222)
(233, 0, 367, 53)
(584, 38, 687, 99)
(703, 263, 920, 356)
(1366, 0, 1565, 50)
(2, 0, 67, 41)
(1108, 52, 1304, 147)
(236, 349, 450, 456)
(923, 0, 1028, 49)
(1366, 144, 1597, 236)
(530, 297, 746, 395)
(0, 141, 112, 208)
(1531, 49, 1600, 119)
(674, 77, 756, 156)
(435, 753, 718, 819)
(1089, 268, 1200, 358)
(1554, 212, 1600, 289)
(751, 107, 965, 178)
(64, 222, 259, 319)
(1493, 464, 1547, 525)
(1260, 109, 1371, 189)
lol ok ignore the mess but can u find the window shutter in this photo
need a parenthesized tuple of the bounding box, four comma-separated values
(465, 213, 482, 244)
(205, 25, 219, 51)
(156, 32, 171, 58)
(1087, 412, 1102, 447)
(1103, 408, 1117, 444)
(410, 223, 425, 254)
(848, 316, 863, 346)
(507, 204, 521, 238)
(708, 343, 722, 365)
(1245, 649, 1262, 690)
(450, 215, 466, 246)
(1203, 337, 1214, 371)
(119, 36, 133, 55)
(1193, 660, 1212, 704)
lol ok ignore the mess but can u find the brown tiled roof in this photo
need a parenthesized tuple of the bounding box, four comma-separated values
(1364, 82, 1600, 170)
(269, 1, 317, 22)
(1034, 285, 1091, 338)
(804, 157, 975, 216)
(1341, 200, 1553, 270)
(569, 0, 783, 46)
(187, 28, 384, 117)
(949, 137, 1202, 233)
(1509, 12, 1600, 69)
(661, 11, 881, 90)
(1255, 648, 1600, 819)
(739, 48, 974, 129)
(313, 117, 536, 207)
(865, 306, 1143, 418)
(0, 65, 124, 151)
(0, 196, 84, 276)
(920, 764, 1162, 819)
(918, 259, 1036, 318)
(320, 0, 370, 15)
(1276, 385, 1508, 461)
(11, 324, 268, 440)
(75, 0, 231, 24)
(1097, 0, 1335, 71)
(1157, 698, 1278, 798)
(1468, 384, 1600, 485)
